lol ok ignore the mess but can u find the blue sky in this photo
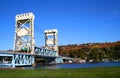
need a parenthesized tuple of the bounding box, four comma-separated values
(0, 0, 120, 50)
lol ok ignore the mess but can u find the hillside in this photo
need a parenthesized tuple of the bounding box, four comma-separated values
(59, 41, 120, 62)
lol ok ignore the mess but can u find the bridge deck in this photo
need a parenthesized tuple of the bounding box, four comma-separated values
(0, 47, 60, 68)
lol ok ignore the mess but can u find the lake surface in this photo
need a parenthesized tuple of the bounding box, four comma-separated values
(32, 62, 120, 69)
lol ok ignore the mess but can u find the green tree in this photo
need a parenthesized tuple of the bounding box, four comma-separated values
(90, 48, 99, 62)
(79, 49, 86, 59)
(98, 50, 106, 62)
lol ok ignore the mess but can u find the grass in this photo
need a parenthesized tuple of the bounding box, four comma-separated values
(0, 67, 120, 78)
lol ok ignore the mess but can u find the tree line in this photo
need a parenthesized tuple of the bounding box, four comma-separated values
(59, 41, 120, 62)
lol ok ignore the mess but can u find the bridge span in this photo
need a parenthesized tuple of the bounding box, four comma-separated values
(0, 46, 64, 68)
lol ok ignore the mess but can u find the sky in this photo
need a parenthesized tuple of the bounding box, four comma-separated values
(0, 0, 120, 50)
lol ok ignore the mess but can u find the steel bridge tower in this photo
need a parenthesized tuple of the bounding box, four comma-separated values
(44, 29, 58, 56)
(13, 13, 35, 54)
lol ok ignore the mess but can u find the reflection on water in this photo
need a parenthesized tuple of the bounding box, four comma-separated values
(22, 62, 120, 69)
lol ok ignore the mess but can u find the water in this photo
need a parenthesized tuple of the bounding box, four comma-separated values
(33, 62, 120, 69)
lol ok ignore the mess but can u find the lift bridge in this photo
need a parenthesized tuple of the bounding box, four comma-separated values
(0, 13, 65, 68)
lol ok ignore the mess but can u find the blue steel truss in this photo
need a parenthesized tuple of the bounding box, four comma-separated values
(14, 54, 34, 66)
(34, 47, 57, 57)
(0, 47, 65, 68)
(0, 52, 34, 68)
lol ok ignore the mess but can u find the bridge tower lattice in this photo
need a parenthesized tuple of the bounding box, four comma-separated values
(13, 13, 35, 53)
(44, 29, 58, 56)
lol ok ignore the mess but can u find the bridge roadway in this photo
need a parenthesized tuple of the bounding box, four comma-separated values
(0, 47, 64, 68)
